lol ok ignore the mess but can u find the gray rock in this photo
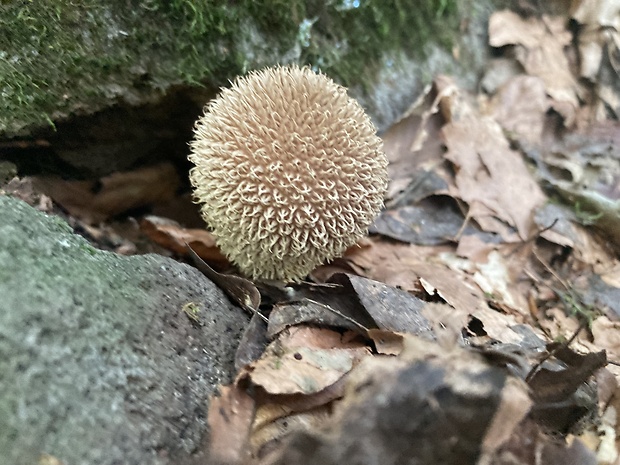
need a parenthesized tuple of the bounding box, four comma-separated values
(0, 196, 249, 465)
(1, 1, 503, 178)
(0, 1, 465, 138)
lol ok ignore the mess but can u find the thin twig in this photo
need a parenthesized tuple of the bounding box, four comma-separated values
(525, 319, 588, 384)
(303, 298, 370, 333)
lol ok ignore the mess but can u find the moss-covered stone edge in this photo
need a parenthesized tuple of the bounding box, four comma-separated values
(0, 0, 458, 137)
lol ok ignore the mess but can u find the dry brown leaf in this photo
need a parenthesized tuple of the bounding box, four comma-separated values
(186, 245, 261, 318)
(382, 82, 453, 200)
(600, 263, 620, 288)
(442, 107, 547, 240)
(249, 370, 351, 460)
(410, 261, 486, 314)
(535, 202, 582, 248)
(366, 329, 406, 355)
(491, 419, 598, 465)
(252, 405, 333, 462)
(470, 306, 542, 345)
(372, 196, 472, 245)
(267, 300, 370, 339)
(140, 215, 229, 265)
(472, 250, 529, 315)
(590, 377, 620, 464)
(33, 163, 179, 224)
(489, 10, 581, 125)
(480, 57, 524, 95)
(592, 316, 620, 366)
(538, 307, 582, 342)
(276, 326, 365, 351)
(248, 342, 369, 396)
(528, 344, 606, 404)
(235, 313, 270, 372)
(572, 0, 620, 80)
(456, 234, 498, 263)
(421, 302, 468, 348)
(345, 237, 452, 290)
(592, 401, 620, 464)
(478, 377, 533, 465)
(490, 75, 550, 144)
(329, 273, 434, 337)
(207, 384, 256, 465)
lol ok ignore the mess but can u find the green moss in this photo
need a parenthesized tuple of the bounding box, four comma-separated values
(0, 0, 458, 136)
(299, 0, 458, 87)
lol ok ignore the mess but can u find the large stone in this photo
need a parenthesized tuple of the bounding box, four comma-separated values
(0, 0, 464, 138)
(0, 195, 249, 465)
(1, 0, 488, 179)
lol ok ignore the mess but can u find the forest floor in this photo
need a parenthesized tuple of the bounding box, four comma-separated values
(2, 3, 620, 465)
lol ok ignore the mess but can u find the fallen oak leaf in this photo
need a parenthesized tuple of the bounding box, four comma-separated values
(267, 295, 372, 341)
(186, 243, 262, 319)
(235, 314, 270, 372)
(328, 273, 434, 338)
(442, 109, 547, 241)
(140, 215, 229, 267)
(366, 329, 406, 356)
(527, 345, 607, 404)
(247, 343, 370, 396)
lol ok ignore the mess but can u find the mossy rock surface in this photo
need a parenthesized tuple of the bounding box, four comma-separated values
(0, 195, 249, 465)
(1, 0, 464, 138)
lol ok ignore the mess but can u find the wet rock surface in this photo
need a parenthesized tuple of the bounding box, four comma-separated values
(0, 196, 249, 465)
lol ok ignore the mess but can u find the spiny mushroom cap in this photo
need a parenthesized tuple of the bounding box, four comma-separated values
(189, 65, 388, 281)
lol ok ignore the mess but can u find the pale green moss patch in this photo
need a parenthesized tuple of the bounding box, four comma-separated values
(0, 0, 458, 137)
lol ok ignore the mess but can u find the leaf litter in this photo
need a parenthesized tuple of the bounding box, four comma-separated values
(201, 4, 620, 463)
(3, 2, 620, 464)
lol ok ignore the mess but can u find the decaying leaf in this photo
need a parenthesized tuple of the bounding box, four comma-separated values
(140, 215, 229, 267)
(266, 274, 434, 343)
(410, 261, 486, 314)
(329, 273, 433, 337)
(258, 335, 529, 465)
(245, 325, 370, 397)
(489, 419, 598, 465)
(247, 345, 364, 396)
(442, 99, 547, 241)
(572, 0, 620, 84)
(207, 384, 256, 465)
(472, 250, 529, 314)
(33, 163, 180, 224)
(528, 344, 606, 402)
(490, 75, 550, 145)
(382, 81, 454, 201)
(187, 244, 261, 317)
(489, 10, 582, 125)
(371, 195, 474, 245)
(235, 314, 270, 371)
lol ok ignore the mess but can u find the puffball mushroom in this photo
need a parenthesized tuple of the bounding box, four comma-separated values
(189, 65, 388, 282)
